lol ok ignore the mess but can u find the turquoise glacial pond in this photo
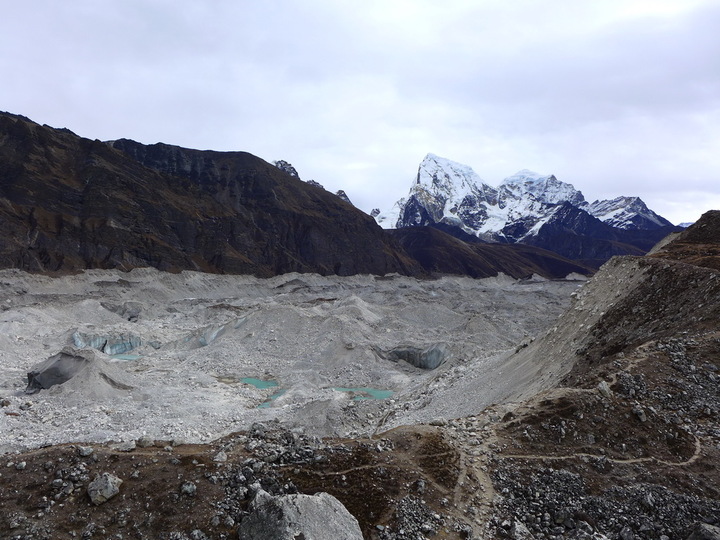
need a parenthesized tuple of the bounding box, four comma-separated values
(334, 387, 394, 400)
(111, 354, 142, 361)
(239, 379, 392, 408)
(258, 389, 287, 408)
(241, 377, 279, 389)
(240, 378, 285, 408)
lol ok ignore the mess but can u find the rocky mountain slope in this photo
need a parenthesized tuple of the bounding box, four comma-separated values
(0, 112, 418, 277)
(648, 209, 720, 271)
(484, 211, 720, 539)
(375, 154, 680, 267)
(387, 226, 594, 278)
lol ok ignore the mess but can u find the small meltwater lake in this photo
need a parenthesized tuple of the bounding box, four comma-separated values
(111, 354, 142, 361)
(238, 378, 394, 408)
(240, 377, 285, 408)
(333, 387, 394, 400)
(241, 377, 279, 390)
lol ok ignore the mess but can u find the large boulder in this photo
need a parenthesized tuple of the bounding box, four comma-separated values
(87, 472, 123, 505)
(238, 489, 363, 540)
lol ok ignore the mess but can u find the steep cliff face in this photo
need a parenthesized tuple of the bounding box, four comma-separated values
(0, 113, 419, 276)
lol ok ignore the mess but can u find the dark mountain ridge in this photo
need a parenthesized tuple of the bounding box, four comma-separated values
(523, 202, 679, 268)
(0, 112, 598, 279)
(388, 226, 594, 279)
(0, 112, 419, 276)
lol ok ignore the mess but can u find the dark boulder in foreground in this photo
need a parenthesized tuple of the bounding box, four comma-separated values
(686, 523, 720, 540)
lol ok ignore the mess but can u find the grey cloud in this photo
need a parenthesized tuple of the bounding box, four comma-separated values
(0, 1, 717, 225)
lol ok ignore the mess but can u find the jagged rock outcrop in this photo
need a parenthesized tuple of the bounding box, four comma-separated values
(274, 160, 355, 206)
(272, 160, 299, 178)
(0, 112, 419, 276)
(335, 189, 353, 205)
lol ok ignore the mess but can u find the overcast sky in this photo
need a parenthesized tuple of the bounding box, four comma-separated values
(2, 1, 719, 225)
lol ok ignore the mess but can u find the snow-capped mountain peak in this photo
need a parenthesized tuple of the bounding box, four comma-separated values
(375, 154, 674, 244)
(416, 153, 488, 196)
(375, 154, 499, 231)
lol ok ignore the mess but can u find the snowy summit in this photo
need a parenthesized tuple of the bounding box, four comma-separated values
(375, 154, 673, 242)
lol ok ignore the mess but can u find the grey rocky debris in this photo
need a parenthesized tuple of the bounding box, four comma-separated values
(137, 435, 154, 447)
(111, 440, 137, 452)
(493, 466, 720, 539)
(378, 495, 447, 540)
(596, 380, 612, 398)
(238, 489, 363, 540)
(100, 301, 143, 322)
(509, 519, 536, 539)
(87, 472, 122, 505)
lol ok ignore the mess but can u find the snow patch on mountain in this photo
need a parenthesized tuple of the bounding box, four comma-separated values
(501, 170, 585, 207)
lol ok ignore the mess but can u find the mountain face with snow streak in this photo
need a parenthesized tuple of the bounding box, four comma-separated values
(375, 154, 680, 266)
(586, 196, 673, 230)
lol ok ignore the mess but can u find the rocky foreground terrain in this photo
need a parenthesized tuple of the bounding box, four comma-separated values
(1, 211, 719, 539)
